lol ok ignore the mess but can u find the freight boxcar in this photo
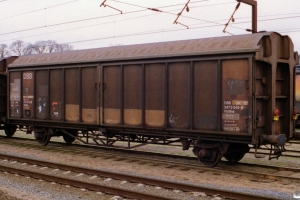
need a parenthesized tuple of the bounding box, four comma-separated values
(295, 65, 300, 127)
(4, 32, 299, 166)
(0, 57, 18, 134)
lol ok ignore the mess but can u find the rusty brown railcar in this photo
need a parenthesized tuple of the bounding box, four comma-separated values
(0, 57, 18, 135)
(295, 65, 300, 129)
(5, 32, 299, 166)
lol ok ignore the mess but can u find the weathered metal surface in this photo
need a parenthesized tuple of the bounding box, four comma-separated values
(261, 134, 286, 146)
(65, 68, 80, 122)
(50, 69, 63, 120)
(123, 65, 142, 126)
(100, 59, 249, 134)
(35, 70, 48, 119)
(193, 61, 218, 130)
(103, 66, 121, 125)
(0, 74, 7, 119)
(82, 67, 97, 123)
(145, 63, 165, 127)
(0, 57, 18, 122)
(0, 56, 17, 72)
(9, 72, 21, 118)
(296, 67, 300, 103)
(295, 66, 300, 126)
(9, 32, 274, 68)
(168, 62, 190, 129)
(222, 59, 249, 133)
(22, 71, 34, 118)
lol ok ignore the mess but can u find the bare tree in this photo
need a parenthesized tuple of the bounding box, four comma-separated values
(32, 41, 48, 54)
(9, 40, 74, 56)
(9, 40, 26, 56)
(0, 44, 10, 58)
(47, 40, 58, 53)
(55, 43, 74, 52)
(22, 43, 34, 55)
(32, 40, 73, 53)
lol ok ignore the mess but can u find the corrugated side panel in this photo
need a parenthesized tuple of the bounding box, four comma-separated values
(145, 63, 165, 127)
(168, 62, 190, 129)
(296, 73, 300, 115)
(295, 74, 300, 102)
(222, 59, 249, 133)
(9, 72, 21, 118)
(103, 66, 121, 125)
(124, 65, 142, 126)
(102, 59, 250, 134)
(36, 70, 48, 119)
(0, 75, 7, 120)
(255, 61, 271, 134)
(65, 68, 79, 122)
(50, 69, 63, 120)
(275, 63, 290, 134)
(22, 71, 34, 118)
(82, 67, 97, 123)
(193, 61, 218, 130)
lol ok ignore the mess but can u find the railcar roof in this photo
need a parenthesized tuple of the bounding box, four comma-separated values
(9, 32, 275, 67)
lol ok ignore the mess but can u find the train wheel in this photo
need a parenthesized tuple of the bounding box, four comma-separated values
(34, 131, 51, 146)
(63, 129, 78, 144)
(4, 124, 17, 137)
(224, 151, 245, 162)
(193, 146, 221, 167)
(224, 143, 249, 162)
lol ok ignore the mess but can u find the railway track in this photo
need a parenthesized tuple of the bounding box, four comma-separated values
(0, 153, 275, 200)
(2, 134, 300, 158)
(1, 136, 300, 185)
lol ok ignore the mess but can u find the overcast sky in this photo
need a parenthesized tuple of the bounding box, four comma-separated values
(1, 0, 300, 52)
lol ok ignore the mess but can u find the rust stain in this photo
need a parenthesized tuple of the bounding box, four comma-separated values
(65, 104, 79, 122)
(145, 110, 165, 127)
(103, 108, 120, 125)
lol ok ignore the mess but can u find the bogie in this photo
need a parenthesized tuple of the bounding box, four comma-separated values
(62, 129, 78, 144)
(4, 124, 17, 137)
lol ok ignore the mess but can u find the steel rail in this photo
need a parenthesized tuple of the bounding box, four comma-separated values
(3, 151, 299, 185)
(1, 136, 300, 172)
(2, 135, 300, 157)
(0, 165, 171, 200)
(0, 153, 277, 200)
(2, 135, 300, 158)
(1, 137, 300, 175)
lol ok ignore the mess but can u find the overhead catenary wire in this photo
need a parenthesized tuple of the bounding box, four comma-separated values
(1, 0, 298, 38)
(223, 1, 241, 33)
(2, 10, 300, 45)
(0, 9, 147, 37)
(0, 1, 239, 38)
(0, 0, 79, 21)
(0, 2, 236, 43)
(173, 0, 191, 29)
(100, 0, 123, 14)
(1, 0, 300, 47)
(110, 0, 239, 29)
(18, 16, 300, 50)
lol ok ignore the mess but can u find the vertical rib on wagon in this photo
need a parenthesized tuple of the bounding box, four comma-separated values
(253, 33, 298, 159)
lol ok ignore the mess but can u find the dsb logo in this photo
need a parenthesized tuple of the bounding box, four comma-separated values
(23, 73, 32, 79)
